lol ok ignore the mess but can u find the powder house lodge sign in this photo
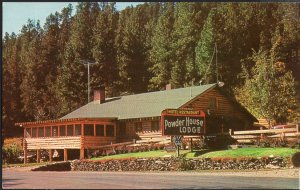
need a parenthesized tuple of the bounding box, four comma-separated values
(161, 109, 206, 136)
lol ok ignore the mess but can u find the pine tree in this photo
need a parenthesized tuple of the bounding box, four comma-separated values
(195, 8, 216, 84)
(58, 2, 100, 114)
(170, 3, 198, 88)
(2, 33, 23, 136)
(92, 3, 119, 97)
(148, 2, 175, 90)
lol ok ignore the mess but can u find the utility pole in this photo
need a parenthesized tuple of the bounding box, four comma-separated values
(80, 60, 98, 103)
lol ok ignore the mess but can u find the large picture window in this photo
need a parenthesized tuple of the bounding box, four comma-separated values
(38, 127, 44, 137)
(45, 127, 51, 137)
(52, 126, 58, 137)
(67, 125, 73, 136)
(75, 124, 81, 136)
(106, 125, 115, 137)
(96, 124, 104, 136)
(26, 128, 31, 138)
(84, 124, 94, 136)
(60, 125, 66, 136)
(32, 128, 37, 137)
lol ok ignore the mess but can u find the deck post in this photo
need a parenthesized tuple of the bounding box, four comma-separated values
(24, 139, 27, 164)
(260, 126, 263, 139)
(80, 136, 84, 159)
(64, 148, 68, 161)
(49, 149, 53, 162)
(81, 124, 84, 136)
(37, 149, 40, 163)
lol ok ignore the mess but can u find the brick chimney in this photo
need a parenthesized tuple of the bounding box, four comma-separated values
(166, 84, 172, 90)
(94, 86, 105, 104)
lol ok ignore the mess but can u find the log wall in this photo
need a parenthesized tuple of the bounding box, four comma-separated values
(83, 136, 116, 149)
(25, 136, 81, 150)
(181, 88, 251, 122)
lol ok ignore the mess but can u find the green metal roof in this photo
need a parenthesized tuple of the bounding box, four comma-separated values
(61, 83, 216, 120)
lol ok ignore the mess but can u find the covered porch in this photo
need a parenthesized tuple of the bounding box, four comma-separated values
(16, 118, 117, 164)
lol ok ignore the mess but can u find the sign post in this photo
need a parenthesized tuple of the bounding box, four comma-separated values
(174, 136, 182, 157)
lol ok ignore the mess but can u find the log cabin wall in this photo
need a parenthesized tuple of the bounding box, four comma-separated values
(118, 120, 162, 142)
(180, 88, 253, 133)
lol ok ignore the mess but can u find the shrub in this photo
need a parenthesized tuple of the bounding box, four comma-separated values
(291, 152, 300, 167)
(290, 139, 300, 149)
(205, 134, 237, 150)
(2, 138, 23, 164)
(178, 158, 193, 170)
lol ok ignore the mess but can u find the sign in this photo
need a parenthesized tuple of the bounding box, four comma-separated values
(162, 109, 205, 136)
(164, 145, 176, 152)
(174, 136, 182, 146)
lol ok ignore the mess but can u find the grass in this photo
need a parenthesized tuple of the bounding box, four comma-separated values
(91, 150, 191, 161)
(195, 147, 299, 158)
(2, 162, 50, 168)
(90, 147, 299, 161)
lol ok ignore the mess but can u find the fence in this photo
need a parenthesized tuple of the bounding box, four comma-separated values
(230, 124, 300, 144)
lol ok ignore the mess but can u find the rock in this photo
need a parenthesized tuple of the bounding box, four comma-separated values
(266, 164, 280, 169)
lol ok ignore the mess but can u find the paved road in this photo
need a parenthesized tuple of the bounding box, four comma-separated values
(2, 170, 299, 189)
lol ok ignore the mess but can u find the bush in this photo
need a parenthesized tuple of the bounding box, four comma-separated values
(256, 138, 288, 148)
(178, 158, 193, 171)
(192, 139, 207, 149)
(291, 152, 300, 167)
(205, 134, 237, 150)
(2, 138, 23, 164)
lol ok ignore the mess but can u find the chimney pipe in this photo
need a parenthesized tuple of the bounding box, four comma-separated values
(94, 86, 105, 104)
(166, 84, 172, 90)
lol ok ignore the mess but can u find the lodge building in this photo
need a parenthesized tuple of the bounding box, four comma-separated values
(16, 83, 257, 163)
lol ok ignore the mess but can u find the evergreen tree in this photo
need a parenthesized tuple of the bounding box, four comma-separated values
(58, 2, 100, 115)
(2, 33, 23, 136)
(148, 2, 175, 90)
(170, 3, 198, 88)
(92, 2, 119, 97)
(195, 8, 216, 84)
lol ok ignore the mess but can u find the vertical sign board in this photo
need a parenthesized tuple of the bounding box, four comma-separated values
(161, 109, 206, 136)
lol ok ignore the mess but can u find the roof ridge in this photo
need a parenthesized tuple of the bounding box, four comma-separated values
(104, 83, 217, 99)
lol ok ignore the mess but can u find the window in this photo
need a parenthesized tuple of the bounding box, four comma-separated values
(32, 128, 37, 137)
(26, 128, 31, 138)
(60, 125, 66, 136)
(67, 125, 73, 136)
(52, 126, 58, 137)
(208, 97, 217, 109)
(38, 127, 44, 137)
(119, 122, 126, 137)
(96, 124, 104, 136)
(75, 124, 81, 136)
(106, 125, 115, 137)
(135, 122, 142, 133)
(84, 124, 94, 136)
(45, 127, 51, 137)
(151, 121, 159, 132)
